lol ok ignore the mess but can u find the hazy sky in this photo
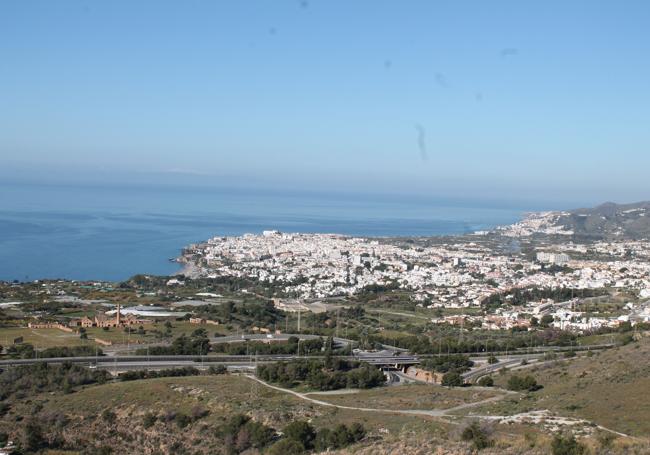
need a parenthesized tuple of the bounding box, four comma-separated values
(1, 0, 649, 203)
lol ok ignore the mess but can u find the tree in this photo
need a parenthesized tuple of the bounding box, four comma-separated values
(487, 355, 499, 364)
(540, 314, 554, 327)
(441, 371, 463, 387)
(283, 421, 316, 450)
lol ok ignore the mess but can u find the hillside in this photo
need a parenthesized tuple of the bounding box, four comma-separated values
(472, 335, 650, 438)
(557, 201, 650, 239)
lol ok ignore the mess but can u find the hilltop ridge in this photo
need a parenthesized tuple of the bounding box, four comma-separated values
(500, 200, 650, 240)
(557, 200, 650, 239)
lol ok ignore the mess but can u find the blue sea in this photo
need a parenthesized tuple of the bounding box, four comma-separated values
(0, 182, 544, 282)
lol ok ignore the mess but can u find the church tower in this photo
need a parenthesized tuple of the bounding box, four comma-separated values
(116, 303, 121, 326)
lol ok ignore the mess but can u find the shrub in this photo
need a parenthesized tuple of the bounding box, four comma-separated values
(460, 421, 492, 450)
(618, 333, 634, 346)
(477, 376, 494, 387)
(142, 413, 157, 429)
(551, 434, 586, 455)
(190, 406, 209, 420)
(507, 374, 541, 392)
(487, 355, 499, 364)
(544, 352, 558, 361)
(19, 419, 46, 452)
(101, 409, 116, 423)
(267, 438, 305, 455)
(314, 423, 365, 451)
(208, 365, 227, 375)
(174, 413, 191, 428)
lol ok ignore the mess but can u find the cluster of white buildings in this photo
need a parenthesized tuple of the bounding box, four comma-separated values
(498, 212, 574, 237)
(536, 252, 571, 265)
(181, 227, 650, 331)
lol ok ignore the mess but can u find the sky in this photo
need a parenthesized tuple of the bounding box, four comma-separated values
(1, 0, 650, 204)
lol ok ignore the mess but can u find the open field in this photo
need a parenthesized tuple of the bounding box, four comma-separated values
(0, 327, 86, 348)
(0, 321, 230, 350)
(313, 383, 501, 411)
(83, 320, 219, 344)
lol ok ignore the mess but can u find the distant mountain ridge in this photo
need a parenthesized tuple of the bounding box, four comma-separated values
(557, 201, 650, 239)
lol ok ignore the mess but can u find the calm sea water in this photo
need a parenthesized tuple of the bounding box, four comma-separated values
(0, 183, 540, 282)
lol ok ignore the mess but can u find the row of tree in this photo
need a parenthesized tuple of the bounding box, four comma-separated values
(0, 362, 109, 401)
(481, 287, 608, 311)
(211, 336, 325, 355)
(135, 329, 210, 355)
(421, 354, 474, 374)
(256, 359, 385, 391)
(118, 366, 200, 381)
(368, 328, 577, 355)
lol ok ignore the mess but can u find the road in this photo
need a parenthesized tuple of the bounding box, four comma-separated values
(0, 351, 420, 370)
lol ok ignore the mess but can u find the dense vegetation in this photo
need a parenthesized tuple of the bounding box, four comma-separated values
(280, 420, 365, 453)
(216, 413, 276, 453)
(135, 328, 210, 355)
(256, 358, 385, 390)
(0, 362, 110, 401)
(369, 327, 577, 355)
(211, 336, 326, 356)
(118, 366, 201, 381)
(215, 415, 365, 454)
(481, 287, 608, 311)
(0, 343, 99, 360)
(421, 354, 474, 374)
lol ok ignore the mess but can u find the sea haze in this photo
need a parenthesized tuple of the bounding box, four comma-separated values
(1, 182, 541, 282)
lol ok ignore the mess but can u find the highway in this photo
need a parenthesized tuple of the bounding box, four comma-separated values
(0, 342, 611, 381)
(0, 351, 420, 370)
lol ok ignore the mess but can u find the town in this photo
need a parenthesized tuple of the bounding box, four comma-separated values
(177, 215, 650, 334)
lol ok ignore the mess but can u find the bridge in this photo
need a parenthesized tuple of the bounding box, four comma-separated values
(354, 350, 420, 371)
